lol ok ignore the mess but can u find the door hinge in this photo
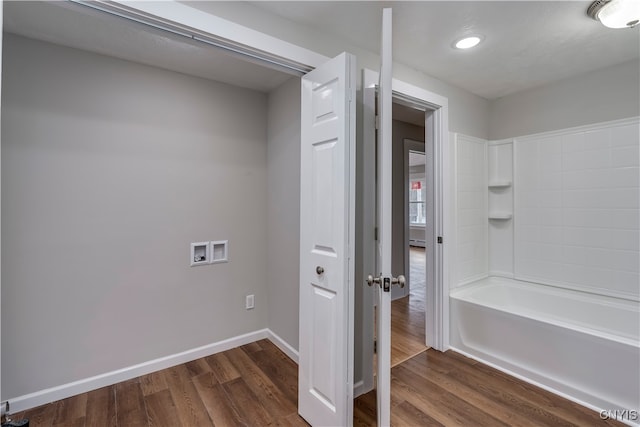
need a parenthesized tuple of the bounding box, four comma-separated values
(437, 236, 443, 244)
(374, 339, 377, 354)
(375, 115, 380, 130)
(374, 227, 378, 241)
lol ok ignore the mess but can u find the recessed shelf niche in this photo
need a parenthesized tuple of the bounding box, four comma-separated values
(488, 141, 514, 277)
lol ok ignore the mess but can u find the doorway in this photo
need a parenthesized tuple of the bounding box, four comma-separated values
(357, 68, 450, 412)
(389, 105, 430, 367)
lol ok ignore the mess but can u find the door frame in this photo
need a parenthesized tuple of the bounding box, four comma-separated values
(359, 68, 450, 395)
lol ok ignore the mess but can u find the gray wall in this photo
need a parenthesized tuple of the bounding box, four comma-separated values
(1, 35, 269, 399)
(391, 120, 425, 286)
(185, 1, 491, 140)
(266, 77, 301, 350)
(489, 59, 640, 140)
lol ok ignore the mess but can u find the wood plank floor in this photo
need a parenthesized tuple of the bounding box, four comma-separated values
(391, 246, 428, 367)
(355, 350, 623, 427)
(12, 339, 621, 426)
(11, 340, 307, 427)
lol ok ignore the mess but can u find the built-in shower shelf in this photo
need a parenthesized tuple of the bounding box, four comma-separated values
(488, 181, 512, 188)
(489, 212, 513, 220)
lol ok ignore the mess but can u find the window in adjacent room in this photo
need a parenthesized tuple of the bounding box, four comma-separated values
(409, 176, 426, 225)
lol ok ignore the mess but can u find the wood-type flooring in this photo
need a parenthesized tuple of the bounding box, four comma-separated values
(12, 338, 621, 426)
(9, 251, 621, 427)
(390, 246, 428, 367)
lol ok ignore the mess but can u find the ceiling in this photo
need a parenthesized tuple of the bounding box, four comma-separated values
(251, 1, 640, 99)
(4, 1, 638, 100)
(3, 1, 293, 93)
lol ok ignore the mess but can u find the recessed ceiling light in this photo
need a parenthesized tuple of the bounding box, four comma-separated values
(454, 36, 483, 50)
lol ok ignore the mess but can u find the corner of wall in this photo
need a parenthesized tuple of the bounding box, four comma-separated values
(266, 76, 301, 353)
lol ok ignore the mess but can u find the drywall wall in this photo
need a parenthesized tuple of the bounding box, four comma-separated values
(514, 118, 639, 300)
(1, 35, 269, 399)
(266, 77, 301, 351)
(489, 60, 640, 140)
(183, 1, 490, 140)
(391, 120, 425, 299)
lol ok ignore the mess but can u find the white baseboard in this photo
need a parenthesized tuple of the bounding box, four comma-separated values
(353, 380, 369, 398)
(8, 329, 269, 413)
(267, 329, 299, 363)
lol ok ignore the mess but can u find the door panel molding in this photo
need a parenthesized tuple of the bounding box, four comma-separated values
(299, 52, 355, 427)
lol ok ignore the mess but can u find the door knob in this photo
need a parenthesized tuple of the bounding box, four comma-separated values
(316, 266, 324, 275)
(366, 275, 381, 287)
(392, 275, 406, 288)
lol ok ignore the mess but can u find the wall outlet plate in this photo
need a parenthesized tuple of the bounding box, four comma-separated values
(245, 294, 255, 310)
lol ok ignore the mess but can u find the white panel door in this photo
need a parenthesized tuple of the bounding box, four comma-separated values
(377, 8, 394, 427)
(299, 52, 356, 427)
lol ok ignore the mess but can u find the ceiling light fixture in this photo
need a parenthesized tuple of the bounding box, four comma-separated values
(588, 0, 640, 28)
(454, 36, 483, 50)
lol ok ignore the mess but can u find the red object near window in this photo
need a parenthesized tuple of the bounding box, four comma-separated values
(411, 181, 421, 190)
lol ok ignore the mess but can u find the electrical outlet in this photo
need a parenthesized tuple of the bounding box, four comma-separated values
(245, 294, 255, 310)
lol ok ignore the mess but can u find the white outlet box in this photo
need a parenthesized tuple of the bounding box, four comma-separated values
(190, 242, 210, 266)
(245, 294, 255, 310)
(210, 240, 228, 264)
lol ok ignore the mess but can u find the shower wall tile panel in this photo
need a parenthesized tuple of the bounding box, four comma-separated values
(514, 120, 640, 299)
(455, 134, 488, 285)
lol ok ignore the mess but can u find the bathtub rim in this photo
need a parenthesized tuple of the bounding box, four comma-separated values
(450, 276, 640, 347)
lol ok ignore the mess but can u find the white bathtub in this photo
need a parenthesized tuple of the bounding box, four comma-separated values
(450, 277, 640, 421)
